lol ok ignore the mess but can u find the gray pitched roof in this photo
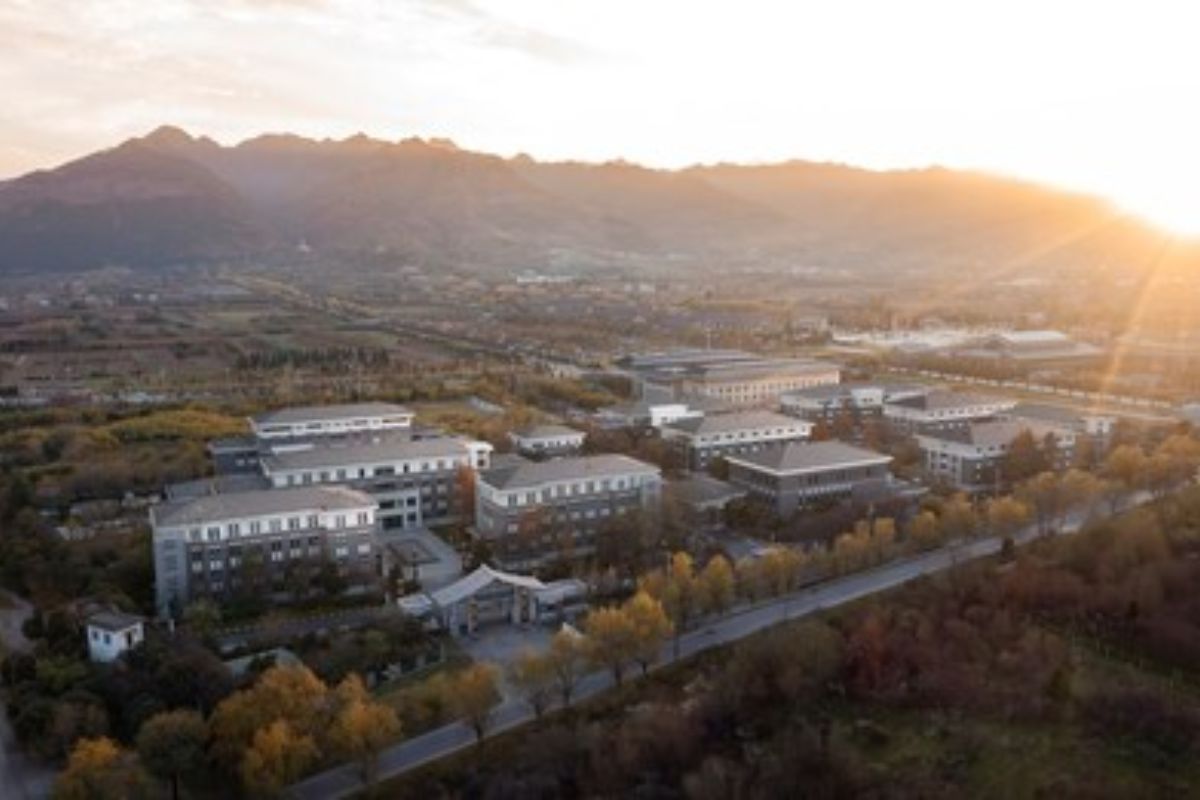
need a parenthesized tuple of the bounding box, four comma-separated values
(480, 454, 659, 491)
(252, 402, 412, 427)
(511, 424, 585, 440)
(152, 485, 375, 528)
(669, 475, 747, 507)
(886, 390, 1009, 411)
(261, 436, 472, 472)
(87, 610, 145, 632)
(663, 410, 809, 436)
(727, 441, 892, 474)
(921, 419, 1070, 448)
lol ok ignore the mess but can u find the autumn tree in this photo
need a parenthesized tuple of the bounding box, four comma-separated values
(240, 720, 319, 798)
(584, 605, 639, 686)
(985, 495, 1030, 540)
(135, 709, 208, 800)
(1018, 472, 1067, 535)
(624, 591, 674, 675)
(697, 555, 736, 615)
(327, 675, 402, 786)
(1101, 444, 1146, 509)
(446, 663, 500, 743)
(54, 737, 152, 800)
(939, 493, 980, 541)
(546, 630, 587, 706)
(907, 510, 942, 551)
(509, 648, 556, 718)
(208, 665, 328, 776)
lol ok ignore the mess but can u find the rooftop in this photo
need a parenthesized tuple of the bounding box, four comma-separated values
(782, 382, 926, 402)
(920, 419, 1072, 448)
(668, 474, 747, 508)
(1006, 402, 1112, 426)
(663, 409, 809, 436)
(886, 390, 1012, 412)
(152, 485, 375, 528)
(511, 424, 585, 440)
(261, 436, 476, 472)
(86, 610, 145, 632)
(480, 454, 660, 491)
(252, 402, 413, 427)
(727, 440, 892, 474)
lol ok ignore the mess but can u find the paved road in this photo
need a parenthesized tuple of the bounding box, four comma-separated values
(290, 498, 1130, 800)
(0, 591, 54, 800)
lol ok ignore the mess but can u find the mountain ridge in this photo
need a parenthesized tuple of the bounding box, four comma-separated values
(0, 126, 1194, 276)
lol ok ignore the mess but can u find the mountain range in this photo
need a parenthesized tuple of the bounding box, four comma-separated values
(0, 126, 1194, 278)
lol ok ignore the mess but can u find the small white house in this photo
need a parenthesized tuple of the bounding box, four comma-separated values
(86, 611, 145, 663)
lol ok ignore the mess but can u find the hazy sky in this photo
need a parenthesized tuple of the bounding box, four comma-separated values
(3, 0, 1199, 231)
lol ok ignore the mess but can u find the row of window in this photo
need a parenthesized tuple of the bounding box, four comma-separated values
(279, 457, 465, 487)
(182, 510, 371, 543)
(495, 475, 656, 508)
(694, 427, 806, 445)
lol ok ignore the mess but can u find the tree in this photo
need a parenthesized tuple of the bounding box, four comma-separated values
(509, 649, 555, 718)
(181, 600, 221, 639)
(623, 591, 674, 675)
(546, 630, 586, 706)
(1060, 468, 1102, 524)
(209, 665, 328, 775)
(1018, 472, 1066, 535)
(985, 495, 1030, 539)
(939, 494, 979, 541)
(327, 675, 402, 786)
(1101, 445, 1146, 509)
(135, 709, 208, 800)
(696, 555, 736, 615)
(584, 605, 639, 686)
(446, 663, 500, 743)
(54, 736, 151, 800)
(240, 720, 319, 798)
(907, 510, 942, 551)
(1002, 429, 1048, 484)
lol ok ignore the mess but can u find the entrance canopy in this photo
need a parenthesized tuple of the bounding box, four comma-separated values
(429, 564, 545, 608)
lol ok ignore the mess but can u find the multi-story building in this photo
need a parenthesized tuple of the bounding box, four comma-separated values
(509, 424, 586, 458)
(151, 485, 379, 617)
(474, 454, 662, 569)
(883, 390, 1016, 433)
(915, 420, 1076, 493)
(781, 382, 926, 424)
(725, 441, 894, 516)
(948, 330, 1103, 364)
(593, 400, 707, 430)
(620, 349, 840, 408)
(250, 402, 415, 440)
(1002, 403, 1116, 453)
(210, 402, 416, 474)
(660, 410, 813, 470)
(259, 436, 492, 531)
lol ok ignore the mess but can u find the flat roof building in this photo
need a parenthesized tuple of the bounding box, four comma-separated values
(250, 402, 414, 440)
(661, 410, 813, 470)
(509, 424, 586, 458)
(915, 419, 1076, 493)
(151, 485, 380, 618)
(883, 390, 1016, 433)
(726, 441, 894, 516)
(474, 454, 662, 569)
